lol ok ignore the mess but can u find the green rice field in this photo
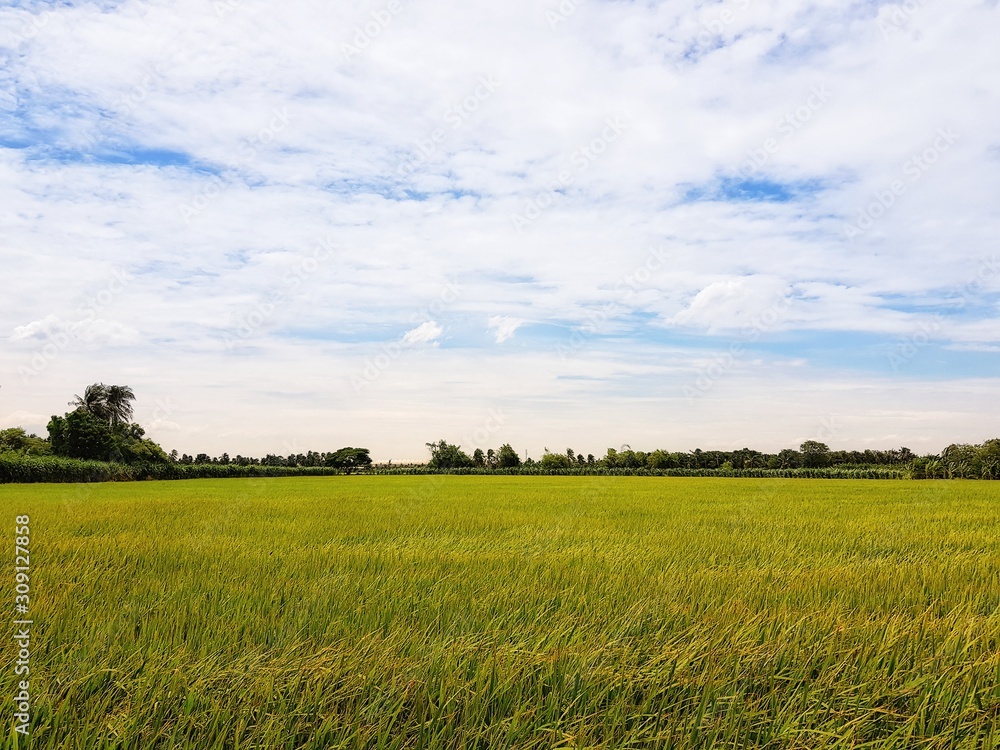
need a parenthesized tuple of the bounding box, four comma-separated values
(2, 476, 999, 749)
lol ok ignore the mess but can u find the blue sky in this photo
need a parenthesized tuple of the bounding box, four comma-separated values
(1, 0, 999, 459)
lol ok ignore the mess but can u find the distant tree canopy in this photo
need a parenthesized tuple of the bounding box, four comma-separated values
(540, 450, 572, 470)
(324, 447, 372, 472)
(496, 443, 521, 468)
(414, 440, 970, 476)
(922, 439, 1000, 479)
(799, 440, 832, 468)
(69, 383, 136, 427)
(426, 440, 475, 470)
(0, 427, 51, 456)
(48, 383, 169, 463)
(4, 384, 997, 482)
(425, 440, 523, 470)
(5, 384, 372, 472)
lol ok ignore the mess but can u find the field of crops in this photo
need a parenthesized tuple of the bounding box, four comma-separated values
(2, 476, 999, 749)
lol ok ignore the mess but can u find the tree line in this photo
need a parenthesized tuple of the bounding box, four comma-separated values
(423, 438, 999, 479)
(1, 383, 997, 482)
(172, 448, 372, 471)
(0, 383, 370, 472)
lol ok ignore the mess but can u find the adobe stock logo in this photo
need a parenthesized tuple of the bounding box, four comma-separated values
(547, 0, 584, 30)
(397, 76, 500, 177)
(341, 1, 404, 61)
(844, 128, 958, 242)
(683, 295, 794, 400)
(179, 108, 292, 223)
(509, 117, 626, 231)
(739, 86, 832, 178)
(350, 281, 462, 393)
(17, 270, 132, 383)
(878, 0, 922, 40)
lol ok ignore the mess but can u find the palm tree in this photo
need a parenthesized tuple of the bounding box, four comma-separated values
(68, 383, 135, 427)
(69, 383, 110, 422)
(104, 385, 136, 427)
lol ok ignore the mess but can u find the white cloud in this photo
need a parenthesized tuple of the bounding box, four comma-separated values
(147, 419, 181, 432)
(946, 343, 1000, 353)
(10, 315, 65, 341)
(0, 411, 49, 430)
(0, 0, 997, 457)
(487, 316, 524, 343)
(402, 321, 442, 345)
(668, 277, 790, 333)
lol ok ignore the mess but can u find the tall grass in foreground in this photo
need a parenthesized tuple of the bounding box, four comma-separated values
(1, 477, 999, 748)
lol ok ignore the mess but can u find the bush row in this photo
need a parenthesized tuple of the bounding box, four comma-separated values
(0, 455, 924, 484)
(0, 455, 348, 484)
(369, 466, 910, 479)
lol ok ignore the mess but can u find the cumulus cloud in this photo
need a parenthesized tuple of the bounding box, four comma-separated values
(668, 277, 791, 333)
(10, 315, 67, 341)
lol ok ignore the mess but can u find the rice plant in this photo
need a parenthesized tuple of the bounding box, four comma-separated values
(1, 477, 998, 748)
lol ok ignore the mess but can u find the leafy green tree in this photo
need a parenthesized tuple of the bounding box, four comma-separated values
(49, 410, 168, 463)
(616, 449, 642, 469)
(48, 410, 116, 460)
(800, 441, 831, 468)
(50, 384, 166, 463)
(496, 443, 521, 468)
(778, 448, 802, 469)
(0, 427, 28, 452)
(426, 440, 474, 469)
(473, 448, 485, 467)
(732, 448, 764, 469)
(540, 452, 572, 470)
(979, 439, 1000, 479)
(325, 447, 373, 472)
(0, 428, 51, 456)
(646, 449, 674, 470)
(115, 435, 170, 463)
(941, 443, 981, 479)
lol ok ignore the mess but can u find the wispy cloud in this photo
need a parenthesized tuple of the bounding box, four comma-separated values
(402, 321, 442, 346)
(487, 316, 524, 344)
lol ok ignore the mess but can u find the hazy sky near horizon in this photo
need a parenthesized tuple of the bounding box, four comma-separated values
(2, 0, 999, 461)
